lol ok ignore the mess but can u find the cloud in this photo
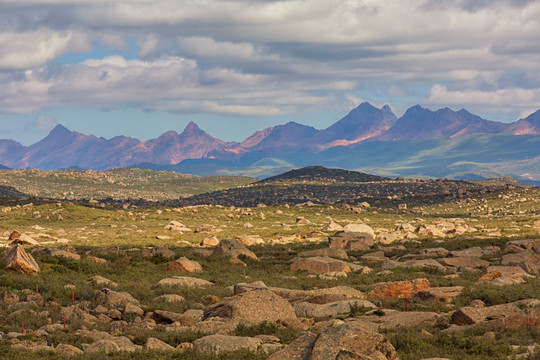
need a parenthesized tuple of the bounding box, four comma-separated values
(0, 0, 540, 120)
(34, 114, 58, 131)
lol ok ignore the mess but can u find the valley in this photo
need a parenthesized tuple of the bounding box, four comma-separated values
(0, 167, 538, 359)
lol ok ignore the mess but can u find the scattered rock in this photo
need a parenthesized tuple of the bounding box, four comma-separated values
(367, 278, 430, 300)
(1, 245, 40, 275)
(203, 289, 297, 325)
(165, 257, 203, 273)
(268, 320, 398, 360)
(290, 256, 351, 275)
(212, 239, 258, 261)
(329, 231, 374, 251)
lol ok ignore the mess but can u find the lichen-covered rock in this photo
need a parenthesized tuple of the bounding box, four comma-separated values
(203, 289, 297, 324)
(367, 278, 430, 300)
(290, 256, 351, 275)
(268, 320, 398, 360)
(165, 257, 203, 273)
(2, 245, 40, 275)
(212, 239, 258, 260)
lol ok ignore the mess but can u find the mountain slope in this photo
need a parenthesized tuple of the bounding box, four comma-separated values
(377, 105, 509, 140)
(503, 109, 540, 135)
(127, 122, 231, 165)
(315, 102, 397, 147)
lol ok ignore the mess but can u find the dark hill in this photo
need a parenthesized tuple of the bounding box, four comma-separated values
(258, 165, 388, 184)
(0, 185, 30, 199)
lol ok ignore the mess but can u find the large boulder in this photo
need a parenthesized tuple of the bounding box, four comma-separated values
(9, 233, 39, 246)
(268, 320, 398, 360)
(328, 231, 374, 251)
(500, 250, 540, 274)
(367, 278, 430, 300)
(440, 256, 489, 268)
(165, 257, 203, 273)
(203, 289, 297, 324)
(290, 256, 351, 275)
(1, 245, 40, 275)
(212, 239, 258, 261)
(95, 288, 140, 307)
(343, 223, 375, 236)
(294, 299, 376, 318)
(415, 286, 463, 303)
(451, 299, 540, 328)
(353, 311, 440, 330)
(235, 235, 265, 246)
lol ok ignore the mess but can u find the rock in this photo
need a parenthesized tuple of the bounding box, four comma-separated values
(144, 337, 175, 351)
(193, 334, 262, 355)
(329, 231, 374, 251)
(212, 239, 258, 261)
(322, 221, 344, 231)
(500, 250, 539, 274)
(268, 320, 398, 360)
(380, 259, 446, 271)
(290, 256, 351, 275)
(1, 245, 40, 275)
(85, 339, 121, 354)
(152, 310, 195, 325)
(451, 299, 540, 327)
(440, 256, 489, 268)
(124, 303, 144, 317)
(9, 233, 38, 246)
(419, 247, 449, 257)
(354, 311, 440, 330)
(203, 289, 297, 324)
(298, 248, 348, 260)
(367, 278, 430, 300)
(296, 216, 311, 225)
(343, 223, 375, 237)
(200, 237, 220, 247)
(0, 291, 19, 305)
(235, 235, 265, 246)
(141, 247, 176, 259)
(164, 221, 191, 232)
(165, 257, 203, 273)
(415, 286, 464, 303)
(88, 276, 118, 287)
(55, 343, 84, 356)
(449, 247, 498, 258)
(157, 276, 213, 288)
(360, 251, 387, 262)
(294, 299, 376, 318)
(95, 288, 140, 306)
(8, 231, 21, 241)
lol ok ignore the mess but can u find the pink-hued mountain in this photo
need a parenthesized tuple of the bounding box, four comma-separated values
(0, 102, 538, 170)
(314, 102, 397, 147)
(503, 109, 540, 135)
(376, 105, 510, 140)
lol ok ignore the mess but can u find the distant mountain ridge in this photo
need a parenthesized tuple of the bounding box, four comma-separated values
(0, 102, 538, 175)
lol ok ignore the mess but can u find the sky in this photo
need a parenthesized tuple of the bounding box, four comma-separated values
(1, 0, 540, 145)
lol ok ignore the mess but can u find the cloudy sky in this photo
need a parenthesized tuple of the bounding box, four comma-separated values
(1, 0, 540, 145)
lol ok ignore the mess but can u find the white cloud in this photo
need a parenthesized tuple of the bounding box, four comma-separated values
(35, 114, 58, 131)
(0, 0, 540, 119)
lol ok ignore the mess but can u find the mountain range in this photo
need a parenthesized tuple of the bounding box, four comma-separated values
(0, 102, 539, 181)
